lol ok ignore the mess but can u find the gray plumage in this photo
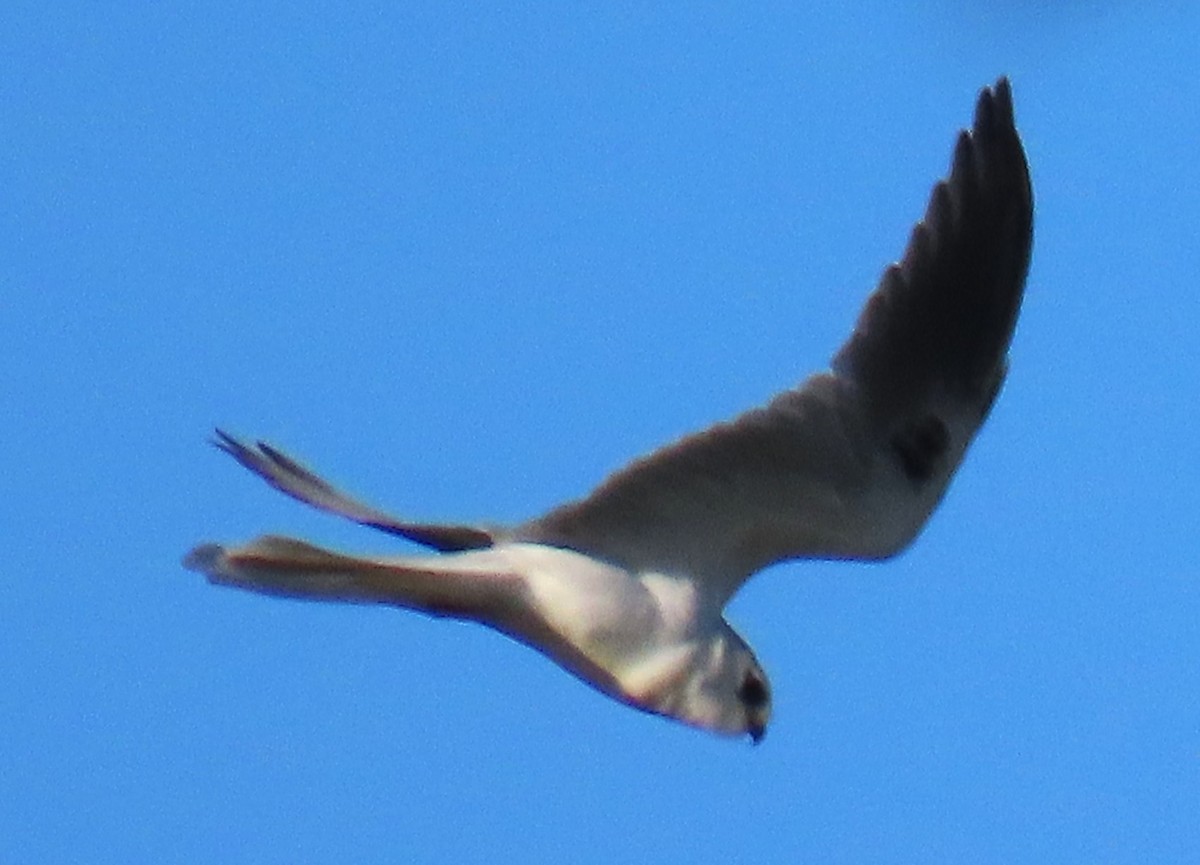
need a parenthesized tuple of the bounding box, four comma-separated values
(185, 78, 1032, 743)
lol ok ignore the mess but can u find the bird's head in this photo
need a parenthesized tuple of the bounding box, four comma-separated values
(621, 623, 771, 744)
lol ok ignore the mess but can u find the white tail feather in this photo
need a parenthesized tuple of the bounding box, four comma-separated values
(183, 535, 520, 617)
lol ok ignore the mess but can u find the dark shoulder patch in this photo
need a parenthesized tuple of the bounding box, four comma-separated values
(891, 415, 950, 482)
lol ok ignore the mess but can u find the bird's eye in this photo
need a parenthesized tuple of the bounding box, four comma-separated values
(738, 674, 769, 708)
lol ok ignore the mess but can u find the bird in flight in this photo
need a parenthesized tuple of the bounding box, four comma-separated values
(185, 78, 1032, 744)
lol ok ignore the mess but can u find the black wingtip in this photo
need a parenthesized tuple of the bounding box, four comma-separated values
(208, 428, 267, 475)
(992, 76, 1013, 109)
(829, 75, 1032, 420)
(209, 427, 240, 455)
(976, 77, 1017, 140)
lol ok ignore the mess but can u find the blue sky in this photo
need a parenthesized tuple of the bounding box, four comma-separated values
(3, 3, 1198, 863)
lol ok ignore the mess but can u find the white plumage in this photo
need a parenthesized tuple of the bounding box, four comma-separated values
(185, 78, 1032, 743)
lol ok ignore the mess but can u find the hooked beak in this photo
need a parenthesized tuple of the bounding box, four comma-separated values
(749, 722, 766, 745)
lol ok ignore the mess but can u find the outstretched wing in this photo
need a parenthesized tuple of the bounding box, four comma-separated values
(518, 79, 1032, 603)
(210, 430, 497, 552)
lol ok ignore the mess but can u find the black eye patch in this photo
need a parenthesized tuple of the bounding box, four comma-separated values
(738, 675, 769, 708)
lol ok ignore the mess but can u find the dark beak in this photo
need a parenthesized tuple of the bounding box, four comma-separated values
(749, 723, 766, 745)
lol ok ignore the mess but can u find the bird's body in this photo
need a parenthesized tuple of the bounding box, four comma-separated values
(185, 78, 1033, 743)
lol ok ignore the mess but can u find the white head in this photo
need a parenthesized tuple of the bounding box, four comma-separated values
(619, 622, 772, 743)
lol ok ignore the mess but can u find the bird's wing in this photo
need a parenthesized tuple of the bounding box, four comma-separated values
(518, 79, 1032, 602)
(209, 430, 497, 552)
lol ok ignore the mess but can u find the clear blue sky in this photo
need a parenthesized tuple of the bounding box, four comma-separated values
(4, 3, 1198, 863)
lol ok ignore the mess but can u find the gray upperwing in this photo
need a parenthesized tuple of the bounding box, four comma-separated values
(211, 430, 497, 552)
(517, 79, 1033, 601)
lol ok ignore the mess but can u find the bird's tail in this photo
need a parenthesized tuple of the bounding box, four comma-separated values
(183, 535, 520, 619)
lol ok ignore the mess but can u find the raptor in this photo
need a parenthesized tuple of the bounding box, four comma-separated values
(186, 78, 1033, 743)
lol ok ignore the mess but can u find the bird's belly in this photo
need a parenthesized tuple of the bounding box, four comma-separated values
(498, 543, 663, 669)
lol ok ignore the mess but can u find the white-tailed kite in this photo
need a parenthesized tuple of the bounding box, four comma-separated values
(185, 79, 1032, 743)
